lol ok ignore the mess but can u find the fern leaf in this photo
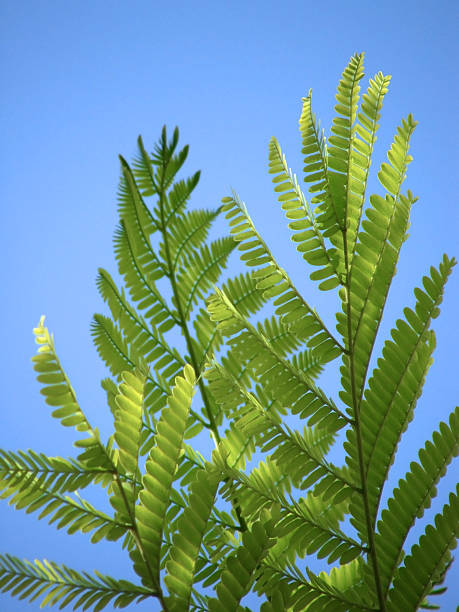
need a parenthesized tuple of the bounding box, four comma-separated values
(221, 192, 343, 360)
(0, 450, 112, 498)
(176, 237, 236, 318)
(344, 116, 417, 401)
(33, 317, 112, 469)
(237, 402, 355, 503)
(135, 365, 196, 585)
(118, 155, 157, 247)
(165, 466, 221, 610)
(114, 220, 176, 332)
(168, 208, 221, 272)
(163, 172, 201, 229)
(131, 134, 156, 194)
(207, 288, 348, 432)
(268, 136, 341, 290)
(192, 271, 267, 371)
(259, 556, 372, 612)
(376, 406, 459, 595)
(207, 516, 276, 612)
(346, 71, 391, 265)
(1, 473, 127, 543)
(109, 369, 147, 522)
(387, 484, 459, 612)
(298, 89, 338, 244)
(96, 268, 184, 377)
(328, 52, 365, 231)
(150, 126, 191, 209)
(351, 256, 456, 536)
(0, 554, 152, 610)
(216, 453, 362, 565)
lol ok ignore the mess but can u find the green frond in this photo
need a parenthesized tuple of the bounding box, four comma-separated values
(222, 420, 256, 470)
(176, 237, 236, 319)
(91, 313, 139, 376)
(221, 270, 267, 318)
(237, 405, 354, 503)
(376, 406, 459, 595)
(135, 365, 196, 586)
(221, 192, 343, 360)
(258, 557, 372, 612)
(132, 134, 156, 196)
(0, 450, 112, 499)
(118, 155, 157, 245)
(113, 220, 175, 332)
(165, 466, 221, 611)
(268, 136, 341, 290)
(0, 554, 152, 610)
(207, 516, 276, 612)
(328, 52, 365, 231)
(162, 172, 201, 229)
(350, 256, 456, 536)
(298, 89, 337, 242)
(387, 484, 459, 612)
(167, 208, 221, 272)
(33, 317, 112, 469)
(96, 268, 184, 378)
(342, 187, 418, 404)
(150, 126, 186, 193)
(1, 469, 127, 543)
(109, 370, 147, 521)
(207, 288, 348, 432)
(191, 271, 267, 371)
(346, 71, 391, 264)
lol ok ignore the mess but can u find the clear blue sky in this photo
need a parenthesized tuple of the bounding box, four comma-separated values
(1, 1, 458, 610)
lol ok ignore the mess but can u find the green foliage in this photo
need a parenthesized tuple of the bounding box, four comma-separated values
(1, 54, 457, 611)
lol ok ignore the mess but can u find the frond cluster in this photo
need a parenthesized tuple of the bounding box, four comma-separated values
(1, 55, 457, 611)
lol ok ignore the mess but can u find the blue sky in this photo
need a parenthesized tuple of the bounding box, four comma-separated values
(1, 1, 458, 610)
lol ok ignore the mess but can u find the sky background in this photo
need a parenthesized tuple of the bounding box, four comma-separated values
(1, 1, 458, 610)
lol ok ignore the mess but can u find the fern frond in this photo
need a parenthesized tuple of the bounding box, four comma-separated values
(346, 71, 391, 264)
(354, 256, 456, 530)
(0, 554, 152, 610)
(207, 288, 349, 432)
(298, 89, 337, 243)
(216, 452, 362, 565)
(237, 404, 355, 503)
(192, 271, 267, 371)
(343, 116, 418, 402)
(33, 317, 113, 469)
(259, 556, 373, 612)
(1, 473, 127, 543)
(96, 268, 184, 378)
(327, 52, 365, 231)
(0, 450, 112, 499)
(150, 126, 191, 208)
(207, 516, 276, 612)
(168, 208, 221, 272)
(268, 136, 341, 290)
(109, 369, 147, 522)
(221, 192, 343, 360)
(135, 365, 196, 586)
(91, 313, 139, 376)
(176, 237, 236, 318)
(376, 406, 459, 595)
(131, 134, 157, 196)
(165, 466, 221, 610)
(163, 172, 202, 229)
(387, 484, 459, 612)
(118, 155, 157, 247)
(113, 220, 175, 332)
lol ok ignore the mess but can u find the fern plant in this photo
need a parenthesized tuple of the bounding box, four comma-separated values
(1, 53, 457, 611)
